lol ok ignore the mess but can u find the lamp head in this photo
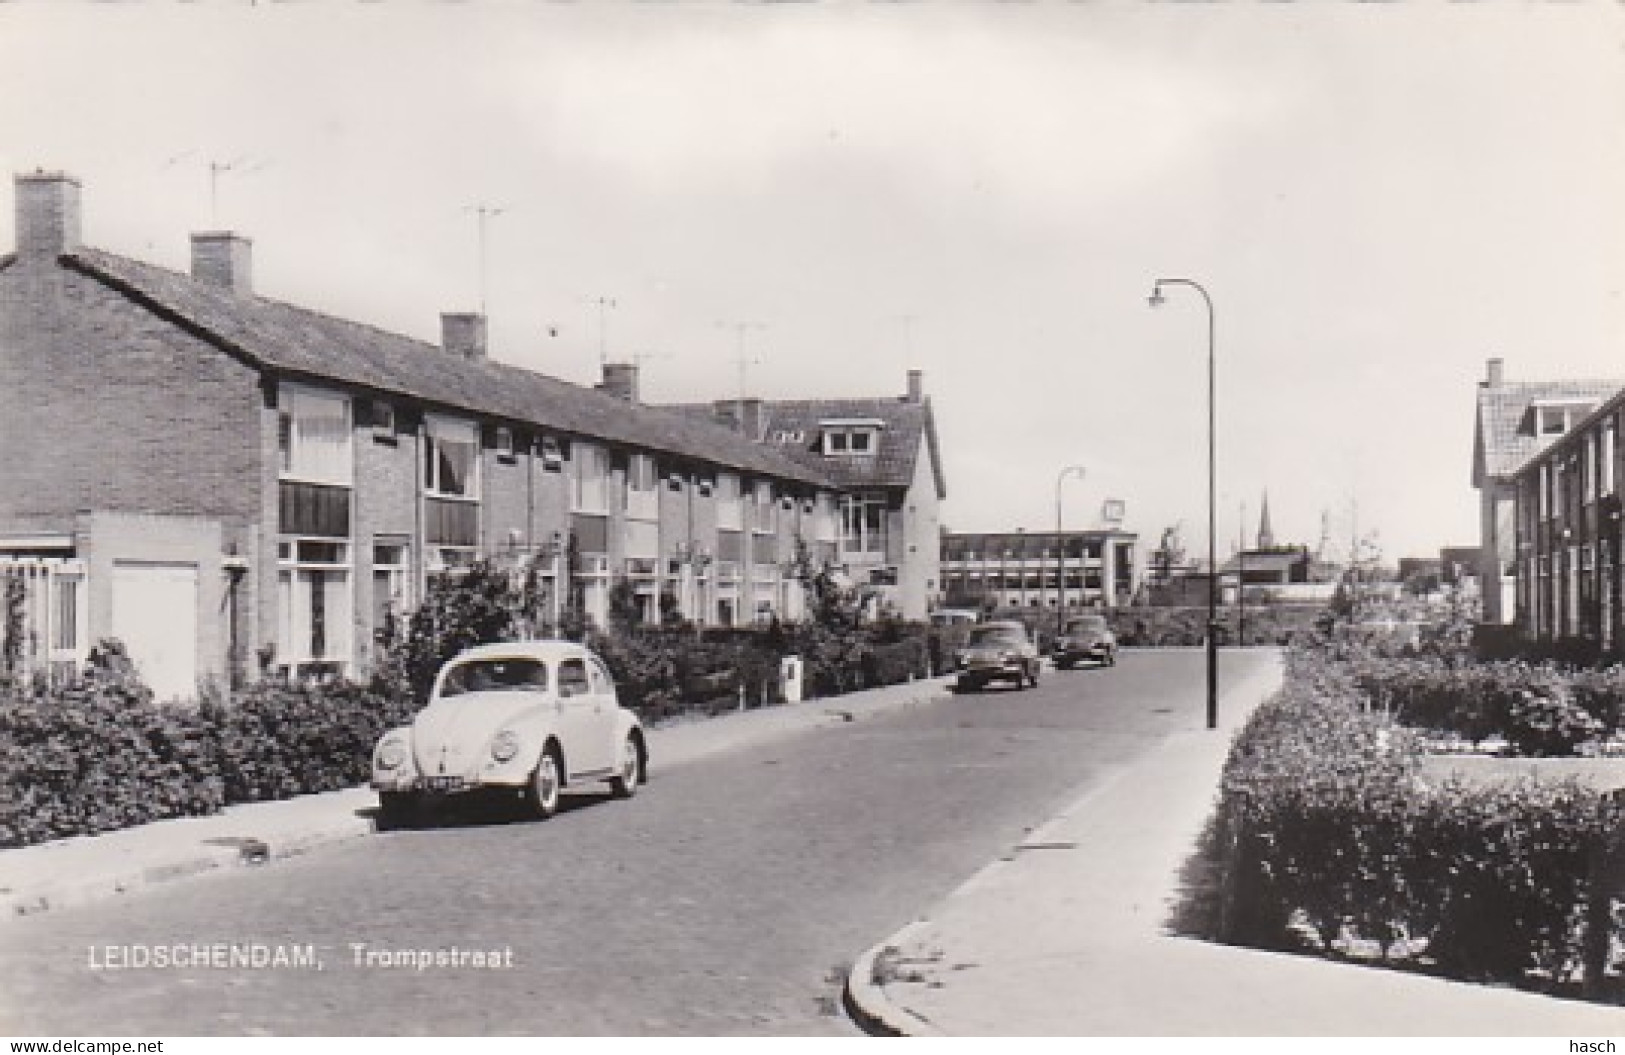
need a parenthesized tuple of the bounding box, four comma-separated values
(1147, 283, 1166, 309)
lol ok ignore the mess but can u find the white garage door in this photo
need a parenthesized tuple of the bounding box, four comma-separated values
(111, 562, 199, 702)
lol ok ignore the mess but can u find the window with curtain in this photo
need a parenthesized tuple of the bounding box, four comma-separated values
(278, 385, 353, 486)
(716, 472, 743, 530)
(573, 442, 609, 513)
(424, 414, 479, 498)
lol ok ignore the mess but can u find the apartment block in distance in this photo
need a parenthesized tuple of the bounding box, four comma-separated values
(939, 528, 1138, 610)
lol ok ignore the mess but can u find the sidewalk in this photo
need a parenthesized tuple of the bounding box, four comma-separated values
(0, 675, 951, 923)
(846, 655, 1625, 1036)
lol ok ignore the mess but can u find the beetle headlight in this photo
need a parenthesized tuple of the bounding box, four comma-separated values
(490, 730, 521, 763)
(376, 738, 407, 770)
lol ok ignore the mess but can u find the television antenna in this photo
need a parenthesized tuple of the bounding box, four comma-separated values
(463, 203, 508, 316)
(717, 320, 767, 401)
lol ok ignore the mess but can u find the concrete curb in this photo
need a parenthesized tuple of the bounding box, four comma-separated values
(843, 921, 946, 1038)
(2, 811, 378, 922)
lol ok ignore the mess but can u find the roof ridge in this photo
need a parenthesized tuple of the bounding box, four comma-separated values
(63, 246, 837, 488)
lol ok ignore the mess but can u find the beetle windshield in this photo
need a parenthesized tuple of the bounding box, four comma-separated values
(1065, 618, 1107, 635)
(440, 658, 549, 697)
(968, 626, 1025, 648)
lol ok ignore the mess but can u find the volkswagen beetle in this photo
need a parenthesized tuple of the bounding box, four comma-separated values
(371, 641, 647, 826)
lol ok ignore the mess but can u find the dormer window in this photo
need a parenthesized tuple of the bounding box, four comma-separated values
(1541, 407, 1569, 435)
(820, 418, 884, 456)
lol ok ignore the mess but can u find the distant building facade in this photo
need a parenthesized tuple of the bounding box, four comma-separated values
(939, 529, 1138, 610)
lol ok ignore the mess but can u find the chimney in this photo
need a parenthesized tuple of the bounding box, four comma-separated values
(440, 312, 487, 361)
(737, 397, 764, 440)
(906, 368, 924, 404)
(711, 399, 740, 431)
(710, 397, 764, 438)
(1485, 357, 1505, 386)
(597, 361, 640, 403)
(190, 232, 253, 294)
(14, 170, 81, 258)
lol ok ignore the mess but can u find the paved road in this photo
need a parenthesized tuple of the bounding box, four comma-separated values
(0, 649, 1271, 1036)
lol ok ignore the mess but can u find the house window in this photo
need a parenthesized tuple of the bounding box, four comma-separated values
(822, 425, 880, 456)
(494, 426, 518, 463)
(372, 540, 412, 635)
(753, 481, 775, 534)
(539, 435, 565, 472)
(278, 384, 353, 486)
(425, 546, 477, 585)
(1585, 433, 1597, 503)
(1604, 419, 1618, 497)
(573, 442, 610, 514)
(813, 493, 838, 542)
(626, 453, 659, 521)
(277, 538, 353, 678)
(423, 415, 479, 499)
(370, 400, 397, 442)
(716, 472, 743, 531)
(1541, 407, 1569, 435)
(571, 552, 610, 628)
(840, 493, 887, 556)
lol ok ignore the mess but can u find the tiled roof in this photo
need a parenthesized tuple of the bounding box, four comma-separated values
(666, 396, 947, 499)
(62, 248, 837, 489)
(1473, 377, 1624, 485)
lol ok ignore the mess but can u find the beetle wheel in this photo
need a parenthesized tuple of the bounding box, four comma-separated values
(525, 746, 563, 820)
(610, 734, 643, 799)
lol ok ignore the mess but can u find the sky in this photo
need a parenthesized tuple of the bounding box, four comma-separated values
(2, 2, 1622, 566)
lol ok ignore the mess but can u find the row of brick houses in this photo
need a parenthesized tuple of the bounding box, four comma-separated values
(667, 390, 947, 620)
(1471, 357, 1625, 657)
(0, 171, 946, 699)
(1509, 380, 1624, 655)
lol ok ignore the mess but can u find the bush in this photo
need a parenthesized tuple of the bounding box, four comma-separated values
(0, 640, 414, 848)
(205, 680, 415, 804)
(1212, 639, 1625, 992)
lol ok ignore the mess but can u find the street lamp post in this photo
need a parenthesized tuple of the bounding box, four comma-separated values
(1148, 278, 1218, 730)
(1055, 465, 1088, 643)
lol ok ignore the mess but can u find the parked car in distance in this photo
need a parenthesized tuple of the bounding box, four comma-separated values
(929, 607, 981, 627)
(371, 640, 647, 827)
(1053, 613, 1117, 669)
(953, 620, 1041, 692)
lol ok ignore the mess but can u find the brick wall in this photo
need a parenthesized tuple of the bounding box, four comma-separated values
(0, 258, 263, 531)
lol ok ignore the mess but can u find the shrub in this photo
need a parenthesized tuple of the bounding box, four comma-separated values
(0, 643, 224, 847)
(1213, 638, 1625, 992)
(0, 640, 414, 847)
(206, 680, 414, 804)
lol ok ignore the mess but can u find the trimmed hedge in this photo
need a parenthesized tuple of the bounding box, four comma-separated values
(0, 657, 414, 848)
(1344, 654, 1625, 756)
(1212, 644, 1625, 993)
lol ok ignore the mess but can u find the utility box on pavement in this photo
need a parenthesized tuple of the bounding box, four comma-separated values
(779, 655, 804, 703)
